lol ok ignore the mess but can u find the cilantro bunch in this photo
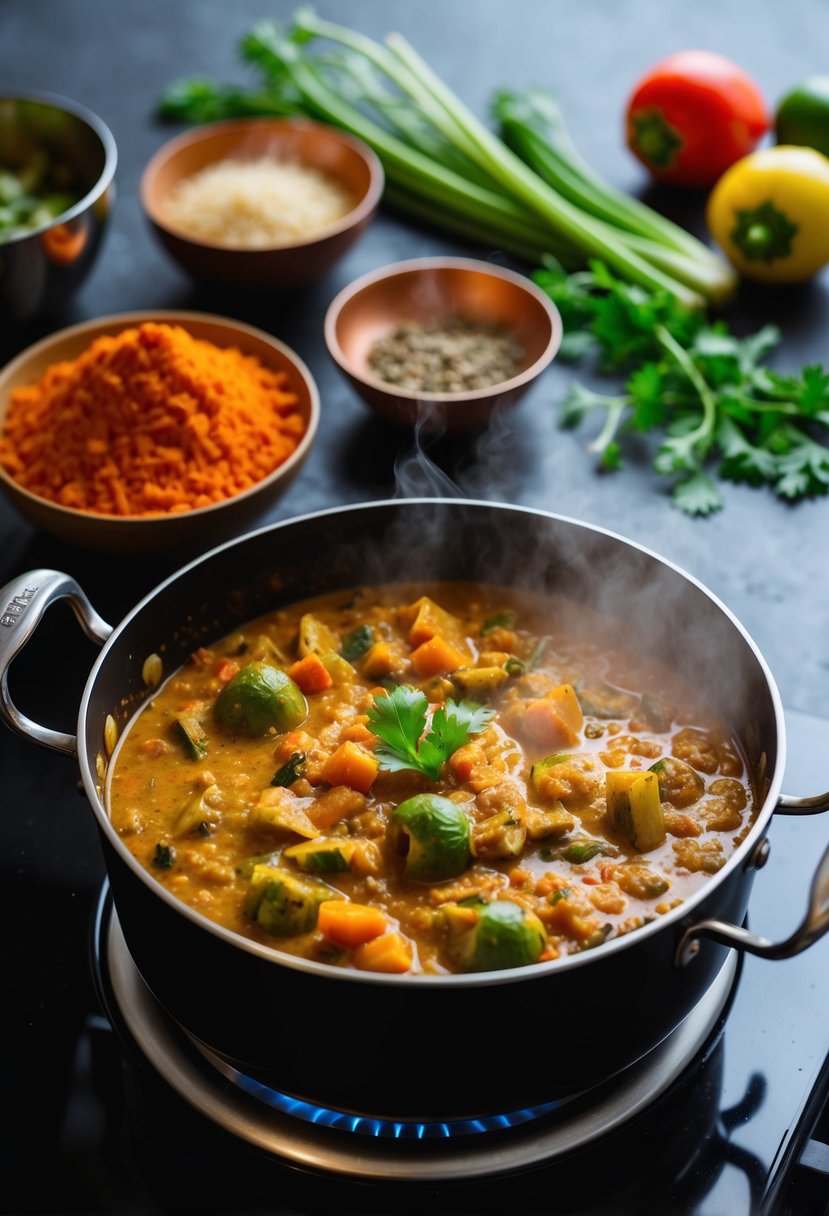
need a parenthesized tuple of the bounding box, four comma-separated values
(534, 257, 829, 515)
(366, 685, 494, 781)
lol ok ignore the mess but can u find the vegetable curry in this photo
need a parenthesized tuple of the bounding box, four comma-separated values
(108, 583, 755, 976)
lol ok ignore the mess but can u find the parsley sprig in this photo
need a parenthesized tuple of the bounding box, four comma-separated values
(366, 684, 495, 781)
(535, 256, 829, 515)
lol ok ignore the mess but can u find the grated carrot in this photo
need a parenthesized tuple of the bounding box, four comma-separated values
(0, 322, 306, 517)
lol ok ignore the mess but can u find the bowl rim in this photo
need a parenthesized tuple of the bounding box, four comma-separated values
(0, 309, 320, 530)
(139, 115, 385, 254)
(0, 90, 117, 247)
(323, 255, 563, 403)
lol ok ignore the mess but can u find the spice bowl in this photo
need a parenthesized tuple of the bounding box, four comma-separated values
(323, 256, 563, 433)
(140, 118, 383, 289)
(0, 310, 319, 552)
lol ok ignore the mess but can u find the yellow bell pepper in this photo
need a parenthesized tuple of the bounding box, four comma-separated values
(706, 145, 829, 282)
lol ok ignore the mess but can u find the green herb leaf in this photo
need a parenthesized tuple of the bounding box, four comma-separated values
(367, 684, 494, 780)
(271, 750, 307, 787)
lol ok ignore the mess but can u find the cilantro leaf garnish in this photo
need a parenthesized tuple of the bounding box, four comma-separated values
(366, 684, 495, 781)
(533, 256, 829, 515)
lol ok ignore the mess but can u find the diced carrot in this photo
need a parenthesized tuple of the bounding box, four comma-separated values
(361, 641, 402, 680)
(317, 901, 389, 948)
(538, 943, 560, 962)
(214, 658, 240, 684)
(320, 741, 378, 794)
(340, 721, 377, 747)
(287, 653, 334, 695)
(273, 730, 314, 762)
(403, 597, 464, 649)
(308, 784, 367, 830)
(448, 742, 484, 783)
(353, 932, 414, 973)
(410, 635, 466, 677)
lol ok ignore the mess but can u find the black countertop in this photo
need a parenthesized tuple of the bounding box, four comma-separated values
(2, 2, 829, 1213)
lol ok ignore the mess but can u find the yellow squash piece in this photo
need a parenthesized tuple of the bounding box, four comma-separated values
(606, 770, 666, 853)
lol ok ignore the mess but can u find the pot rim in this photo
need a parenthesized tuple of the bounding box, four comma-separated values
(77, 497, 787, 988)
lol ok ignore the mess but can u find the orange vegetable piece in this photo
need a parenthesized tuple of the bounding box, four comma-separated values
(410, 635, 466, 677)
(288, 653, 334, 695)
(512, 683, 583, 749)
(308, 784, 366, 830)
(214, 658, 240, 684)
(320, 741, 378, 794)
(317, 901, 389, 948)
(448, 742, 484, 783)
(401, 596, 464, 648)
(353, 932, 414, 973)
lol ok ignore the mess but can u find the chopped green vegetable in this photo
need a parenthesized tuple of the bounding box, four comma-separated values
(390, 794, 472, 881)
(173, 714, 208, 761)
(243, 864, 339, 936)
(534, 256, 829, 514)
(367, 684, 494, 781)
(152, 843, 175, 870)
(480, 612, 515, 634)
(562, 841, 608, 864)
(157, 8, 735, 306)
(271, 750, 307, 787)
(606, 771, 666, 852)
(341, 625, 374, 661)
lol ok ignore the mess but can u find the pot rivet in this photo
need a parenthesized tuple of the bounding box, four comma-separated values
(750, 837, 771, 870)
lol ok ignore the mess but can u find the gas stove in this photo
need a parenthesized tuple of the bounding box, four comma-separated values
(55, 708, 829, 1215)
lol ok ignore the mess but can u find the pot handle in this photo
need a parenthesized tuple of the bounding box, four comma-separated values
(676, 799, 829, 967)
(0, 569, 112, 757)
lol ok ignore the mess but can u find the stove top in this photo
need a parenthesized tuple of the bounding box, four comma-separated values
(51, 708, 829, 1214)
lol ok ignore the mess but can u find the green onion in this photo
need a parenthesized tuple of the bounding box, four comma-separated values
(158, 7, 737, 307)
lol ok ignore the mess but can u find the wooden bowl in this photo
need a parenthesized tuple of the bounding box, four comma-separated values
(140, 118, 383, 289)
(324, 257, 563, 433)
(0, 311, 319, 552)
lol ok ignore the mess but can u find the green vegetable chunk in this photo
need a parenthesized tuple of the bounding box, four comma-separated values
(214, 662, 307, 736)
(390, 794, 471, 882)
(284, 837, 370, 874)
(271, 750, 306, 787)
(173, 714, 208, 760)
(606, 771, 666, 852)
(447, 899, 546, 972)
(341, 625, 374, 661)
(243, 864, 339, 936)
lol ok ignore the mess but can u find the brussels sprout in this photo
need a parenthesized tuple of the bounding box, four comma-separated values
(390, 794, 471, 882)
(214, 662, 307, 736)
(243, 864, 339, 936)
(446, 899, 546, 972)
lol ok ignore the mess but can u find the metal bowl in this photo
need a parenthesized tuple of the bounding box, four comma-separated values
(0, 92, 117, 324)
(324, 256, 563, 433)
(0, 310, 320, 552)
(140, 117, 383, 290)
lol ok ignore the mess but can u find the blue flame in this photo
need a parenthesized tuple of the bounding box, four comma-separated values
(232, 1072, 564, 1139)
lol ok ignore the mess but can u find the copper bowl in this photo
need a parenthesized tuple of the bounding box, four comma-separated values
(324, 256, 562, 433)
(0, 310, 319, 552)
(140, 118, 384, 290)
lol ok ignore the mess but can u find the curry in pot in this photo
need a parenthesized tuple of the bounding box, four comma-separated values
(107, 583, 755, 975)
